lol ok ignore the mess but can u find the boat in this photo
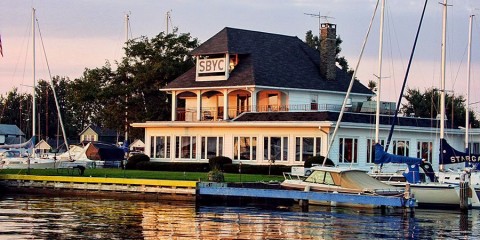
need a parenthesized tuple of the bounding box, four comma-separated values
(281, 165, 406, 207)
(435, 13, 480, 207)
(0, 9, 91, 170)
(367, 0, 468, 208)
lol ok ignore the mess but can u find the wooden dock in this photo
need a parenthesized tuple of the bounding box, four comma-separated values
(0, 174, 415, 210)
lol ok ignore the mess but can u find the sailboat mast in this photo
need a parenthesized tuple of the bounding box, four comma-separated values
(466, 14, 473, 152)
(124, 13, 129, 143)
(440, 0, 447, 139)
(32, 8, 36, 144)
(375, 0, 385, 143)
(439, 0, 447, 170)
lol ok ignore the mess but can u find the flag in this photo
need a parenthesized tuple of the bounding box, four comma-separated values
(0, 34, 3, 57)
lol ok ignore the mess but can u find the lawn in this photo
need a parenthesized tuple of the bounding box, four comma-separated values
(0, 168, 285, 183)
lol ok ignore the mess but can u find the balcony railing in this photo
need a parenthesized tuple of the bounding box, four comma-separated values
(175, 103, 388, 121)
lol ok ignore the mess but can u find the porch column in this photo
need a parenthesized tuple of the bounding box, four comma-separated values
(171, 90, 177, 121)
(197, 90, 202, 121)
(252, 89, 257, 112)
(223, 89, 229, 120)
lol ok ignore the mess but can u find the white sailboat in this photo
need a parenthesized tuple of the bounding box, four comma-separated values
(370, 0, 466, 207)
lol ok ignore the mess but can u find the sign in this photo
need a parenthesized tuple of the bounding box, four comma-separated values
(197, 58, 227, 74)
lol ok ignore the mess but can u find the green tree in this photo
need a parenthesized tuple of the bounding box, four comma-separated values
(0, 88, 31, 138)
(401, 87, 478, 128)
(304, 31, 351, 74)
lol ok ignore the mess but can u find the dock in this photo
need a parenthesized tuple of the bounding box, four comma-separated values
(0, 174, 415, 210)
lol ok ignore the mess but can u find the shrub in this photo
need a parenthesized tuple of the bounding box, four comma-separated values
(125, 154, 150, 170)
(304, 155, 334, 168)
(208, 156, 232, 170)
(207, 168, 225, 182)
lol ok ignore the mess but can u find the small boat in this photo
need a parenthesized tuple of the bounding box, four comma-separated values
(281, 166, 406, 207)
(0, 150, 56, 169)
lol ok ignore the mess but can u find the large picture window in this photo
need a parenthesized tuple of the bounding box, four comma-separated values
(234, 136, 257, 161)
(295, 137, 321, 162)
(175, 136, 197, 160)
(263, 136, 288, 162)
(339, 137, 358, 163)
(393, 140, 410, 157)
(150, 136, 171, 159)
(201, 137, 223, 160)
(417, 141, 433, 163)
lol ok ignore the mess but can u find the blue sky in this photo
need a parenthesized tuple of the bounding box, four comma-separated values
(1, 0, 479, 113)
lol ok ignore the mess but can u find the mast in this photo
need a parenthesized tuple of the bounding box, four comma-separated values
(124, 13, 129, 143)
(32, 8, 36, 156)
(439, 0, 447, 170)
(375, 0, 385, 143)
(465, 14, 474, 152)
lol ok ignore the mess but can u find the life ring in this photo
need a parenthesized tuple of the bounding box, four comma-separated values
(305, 169, 312, 176)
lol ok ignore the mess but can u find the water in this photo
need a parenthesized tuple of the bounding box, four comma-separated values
(0, 193, 478, 239)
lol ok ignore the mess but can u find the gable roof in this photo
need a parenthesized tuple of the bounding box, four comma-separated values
(164, 27, 372, 95)
(0, 124, 25, 136)
(233, 111, 454, 129)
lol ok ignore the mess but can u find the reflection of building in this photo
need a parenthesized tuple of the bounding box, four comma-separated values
(132, 25, 480, 172)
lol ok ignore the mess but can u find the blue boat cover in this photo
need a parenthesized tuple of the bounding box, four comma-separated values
(440, 138, 480, 165)
(374, 143, 423, 165)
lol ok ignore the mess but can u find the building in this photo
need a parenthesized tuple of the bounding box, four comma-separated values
(132, 25, 480, 172)
(79, 125, 121, 145)
(0, 124, 25, 145)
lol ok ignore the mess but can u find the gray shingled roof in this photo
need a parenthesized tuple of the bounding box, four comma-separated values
(0, 124, 25, 136)
(164, 27, 372, 95)
(233, 111, 453, 129)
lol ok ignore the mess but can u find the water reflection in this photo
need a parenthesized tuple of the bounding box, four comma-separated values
(0, 193, 479, 239)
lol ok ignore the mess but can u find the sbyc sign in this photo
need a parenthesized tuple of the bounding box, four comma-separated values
(197, 58, 227, 74)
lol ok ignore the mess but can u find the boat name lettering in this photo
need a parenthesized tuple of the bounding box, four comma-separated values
(450, 156, 477, 163)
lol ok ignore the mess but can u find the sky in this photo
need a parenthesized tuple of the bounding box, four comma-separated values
(1, 0, 480, 114)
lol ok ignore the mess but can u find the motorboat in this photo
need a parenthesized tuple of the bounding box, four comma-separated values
(281, 166, 406, 207)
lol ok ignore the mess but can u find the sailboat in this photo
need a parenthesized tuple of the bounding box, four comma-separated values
(370, 0, 466, 207)
(436, 14, 480, 207)
(0, 9, 93, 170)
(282, 0, 412, 208)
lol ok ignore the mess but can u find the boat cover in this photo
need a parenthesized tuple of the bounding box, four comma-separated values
(374, 143, 422, 165)
(440, 138, 480, 165)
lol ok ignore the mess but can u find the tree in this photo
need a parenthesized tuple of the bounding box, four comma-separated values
(0, 88, 31, 137)
(401, 87, 478, 128)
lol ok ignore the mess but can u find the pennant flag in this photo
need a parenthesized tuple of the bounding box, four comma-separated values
(0, 34, 3, 57)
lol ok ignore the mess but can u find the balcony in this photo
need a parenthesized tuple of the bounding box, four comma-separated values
(175, 103, 383, 121)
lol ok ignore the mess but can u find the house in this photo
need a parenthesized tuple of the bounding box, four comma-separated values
(129, 139, 145, 152)
(132, 25, 480, 172)
(0, 124, 25, 145)
(35, 139, 52, 157)
(79, 125, 121, 144)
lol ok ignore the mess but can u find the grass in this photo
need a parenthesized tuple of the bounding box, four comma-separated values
(0, 168, 285, 183)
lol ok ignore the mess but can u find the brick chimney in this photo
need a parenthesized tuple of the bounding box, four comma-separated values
(320, 23, 337, 81)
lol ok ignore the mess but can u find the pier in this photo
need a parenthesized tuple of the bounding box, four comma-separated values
(0, 174, 415, 210)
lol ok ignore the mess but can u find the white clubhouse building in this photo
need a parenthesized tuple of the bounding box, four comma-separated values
(132, 24, 480, 172)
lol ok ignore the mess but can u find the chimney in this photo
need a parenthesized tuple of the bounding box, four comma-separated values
(320, 23, 337, 81)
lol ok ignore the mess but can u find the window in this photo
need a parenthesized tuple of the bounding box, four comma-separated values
(264, 136, 288, 161)
(175, 136, 197, 160)
(268, 94, 278, 111)
(155, 136, 171, 159)
(305, 170, 335, 185)
(295, 137, 321, 162)
(417, 141, 433, 163)
(339, 137, 358, 163)
(393, 140, 410, 157)
(367, 139, 384, 163)
(234, 136, 257, 161)
(470, 142, 480, 154)
(84, 135, 95, 142)
(201, 137, 223, 160)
